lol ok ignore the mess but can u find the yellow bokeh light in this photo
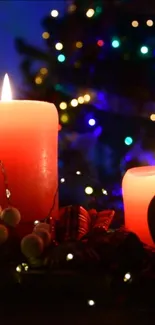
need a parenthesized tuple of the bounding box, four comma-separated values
(35, 76, 43, 84)
(146, 19, 153, 27)
(86, 8, 95, 18)
(51, 10, 59, 17)
(40, 67, 48, 75)
(131, 20, 139, 27)
(84, 94, 91, 102)
(76, 41, 83, 48)
(60, 114, 69, 123)
(68, 4, 76, 13)
(78, 96, 84, 104)
(85, 186, 93, 195)
(42, 32, 50, 39)
(55, 42, 63, 50)
(71, 99, 78, 107)
(150, 114, 155, 121)
(59, 102, 67, 110)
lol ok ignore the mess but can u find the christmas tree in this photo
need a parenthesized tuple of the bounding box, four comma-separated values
(15, 0, 155, 212)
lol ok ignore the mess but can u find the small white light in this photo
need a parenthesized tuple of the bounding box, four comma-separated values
(51, 10, 59, 17)
(66, 253, 74, 261)
(60, 178, 65, 183)
(124, 272, 131, 282)
(76, 171, 81, 175)
(85, 186, 93, 195)
(16, 265, 22, 273)
(6, 189, 11, 198)
(88, 299, 95, 306)
(34, 220, 40, 225)
(22, 263, 29, 271)
(102, 189, 108, 195)
(1, 74, 12, 101)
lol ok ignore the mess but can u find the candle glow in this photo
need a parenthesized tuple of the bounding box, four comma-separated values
(1, 74, 12, 101)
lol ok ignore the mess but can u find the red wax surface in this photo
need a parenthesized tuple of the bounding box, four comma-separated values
(0, 101, 58, 223)
(122, 166, 155, 247)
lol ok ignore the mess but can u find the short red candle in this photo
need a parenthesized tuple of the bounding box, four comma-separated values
(0, 75, 58, 224)
(122, 166, 155, 247)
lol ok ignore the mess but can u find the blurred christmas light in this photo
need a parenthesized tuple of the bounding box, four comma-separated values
(86, 8, 95, 18)
(40, 67, 48, 75)
(112, 39, 120, 48)
(71, 99, 78, 107)
(76, 171, 81, 175)
(131, 20, 139, 27)
(68, 4, 76, 13)
(84, 94, 91, 102)
(51, 10, 59, 17)
(85, 186, 93, 195)
(55, 42, 63, 50)
(96, 6, 102, 14)
(42, 32, 50, 39)
(66, 253, 74, 261)
(60, 178, 65, 183)
(57, 54, 66, 62)
(124, 272, 131, 282)
(88, 299, 95, 306)
(59, 102, 67, 110)
(140, 46, 148, 54)
(102, 189, 108, 195)
(35, 76, 43, 84)
(60, 114, 69, 123)
(150, 114, 155, 121)
(124, 136, 133, 145)
(76, 41, 83, 48)
(78, 96, 84, 104)
(34, 220, 40, 225)
(146, 19, 153, 27)
(88, 118, 96, 126)
(97, 40, 104, 47)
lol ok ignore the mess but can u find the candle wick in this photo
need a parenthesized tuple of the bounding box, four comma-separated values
(0, 160, 12, 205)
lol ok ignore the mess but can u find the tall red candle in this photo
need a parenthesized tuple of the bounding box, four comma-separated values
(0, 75, 58, 224)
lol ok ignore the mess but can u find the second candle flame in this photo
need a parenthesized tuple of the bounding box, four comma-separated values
(1, 74, 12, 101)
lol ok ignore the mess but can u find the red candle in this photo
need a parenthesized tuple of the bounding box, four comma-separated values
(122, 166, 155, 247)
(0, 74, 58, 225)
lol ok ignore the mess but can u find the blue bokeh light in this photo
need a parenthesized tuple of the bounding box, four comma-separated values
(124, 136, 133, 146)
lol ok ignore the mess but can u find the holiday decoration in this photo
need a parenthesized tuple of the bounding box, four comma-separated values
(122, 166, 155, 247)
(33, 222, 50, 233)
(1, 207, 21, 227)
(0, 224, 9, 245)
(93, 210, 115, 231)
(0, 74, 58, 223)
(21, 233, 44, 258)
(34, 228, 51, 247)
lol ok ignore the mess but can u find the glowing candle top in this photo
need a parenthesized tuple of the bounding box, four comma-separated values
(1, 74, 12, 101)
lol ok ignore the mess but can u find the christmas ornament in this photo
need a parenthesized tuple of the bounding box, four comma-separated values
(93, 210, 115, 231)
(34, 222, 50, 233)
(1, 207, 21, 227)
(0, 224, 9, 245)
(34, 228, 51, 247)
(21, 233, 44, 258)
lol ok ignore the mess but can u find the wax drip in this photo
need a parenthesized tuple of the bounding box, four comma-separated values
(0, 160, 11, 205)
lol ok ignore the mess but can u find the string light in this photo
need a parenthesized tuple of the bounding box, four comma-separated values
(35, 76, 43, 84)
(59, 102, 67, 110)
(70, 99, 78, 107)
(57, 54, 66, 62)
(124, 137, 133, 146)
(84, 94, 91, 102)
(66, 253, 74, 261)
(55, 42, 63, 50)
(16, 263, 29, 273)
(60, 178, 65, 183)
(88, 118, 96, 126)
(40, 67, 48, 75)
(60, 113, 69, 123)
(85, 186, 93, 195)
(51, 10, 59, 17)
(87, 299, 95, 306)
(123, 272, 131, 282)
(102, 189, 108, 195)
(68, 4, 76, 13)
(140, 46, 148, 54)
(131, 20, 139, 27)
(42, 32, 50, 39)
(86, 8, 95, 18)
(76, 41, 83, 48)
(112, 39, 120, 48)
(34, 220, 40, 225)
(76, 171, 81, 175)
(146, 19, 153, 27)
(150, 114, 155, 121)
(78, 96, 84, 104)
(97, 40, 104, 47)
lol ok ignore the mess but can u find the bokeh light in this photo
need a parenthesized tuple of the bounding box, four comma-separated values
(84, 94, 91, 102)
(57, 54, 66, 62)
(124, 136, 133, 146)
(112, 39, 120, 48)
(68, 4, 76, 13)
(42, 32, 50, 39)
(66, 253, 74, 261)
(140, 46, 148, 54)
(123, 272, 131, 282)
(59, 102, 67, 110)
(40, 67, 48, 75)
(88, 118, 96, 126)
(97, 40, 104, 47)
(85, 186, 94, 195)
(60, 114, 69, 123)
(60, 178, 65, 183)
(78, 96, 84, 104)
(35, 76, 43, 84)
(88, 299, 95, 306)
(131, 20, 139, 27)
(146, 19, 153, 27)
(51, 10, 59, 17)
(86, 8, 95, 18)
(76, 171, 81, 175)
(55, 42, 63, 50)
(71, 99, 78, 107)
(150, 114, 155, 121)
(76, 41, 83, 48)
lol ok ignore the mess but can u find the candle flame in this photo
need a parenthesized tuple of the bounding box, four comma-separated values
(1, 74, 12, 101)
